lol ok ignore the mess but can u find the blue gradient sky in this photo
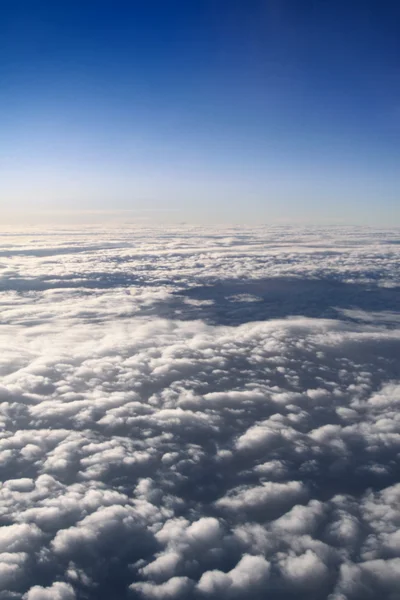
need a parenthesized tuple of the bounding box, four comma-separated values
(1, 0, 400, 224)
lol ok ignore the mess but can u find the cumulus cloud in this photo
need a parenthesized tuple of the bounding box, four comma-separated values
(0, 225, 399, 599)
(23, 582, 76, 600)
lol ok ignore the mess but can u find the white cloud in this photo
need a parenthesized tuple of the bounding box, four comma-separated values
(0, 225, 399, 598)
(23, 582, 76, 600)
(197, 554, 271, 597)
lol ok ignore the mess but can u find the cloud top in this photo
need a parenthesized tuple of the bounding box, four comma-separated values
(0, 225, 399, 599)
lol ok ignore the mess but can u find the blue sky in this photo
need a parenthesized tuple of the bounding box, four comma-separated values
(1, 0, 400, 224)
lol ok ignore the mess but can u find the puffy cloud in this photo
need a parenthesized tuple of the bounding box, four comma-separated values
(197, 554, 270, 597)
(0, 225, 399, 598)
(23, 582, 76, 600)
(0, 524, 43, 554)
(216, 481, 307, 519)
(130, 576, 194, 599)
(279, 550, 330, 591)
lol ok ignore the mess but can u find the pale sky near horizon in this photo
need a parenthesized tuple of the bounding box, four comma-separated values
(1, 0, 400, 226)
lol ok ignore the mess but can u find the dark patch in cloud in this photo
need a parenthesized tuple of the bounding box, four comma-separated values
(172, 278, 400, 325)
(0, 243, 127, 258)
(0, 273, 144, 293)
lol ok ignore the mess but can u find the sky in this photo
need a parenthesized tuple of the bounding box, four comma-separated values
(1, 0, 400, 225)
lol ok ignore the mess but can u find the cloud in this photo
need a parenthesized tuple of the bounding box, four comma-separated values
(23, 582, 76, 600)
(197, 554, 270, 597)
(0, 225, 399, 598)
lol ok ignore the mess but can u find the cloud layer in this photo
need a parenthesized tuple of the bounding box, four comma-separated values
(0, 225, 399, 599)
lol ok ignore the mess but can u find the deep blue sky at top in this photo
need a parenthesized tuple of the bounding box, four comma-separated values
(1, 0, 400, 223)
